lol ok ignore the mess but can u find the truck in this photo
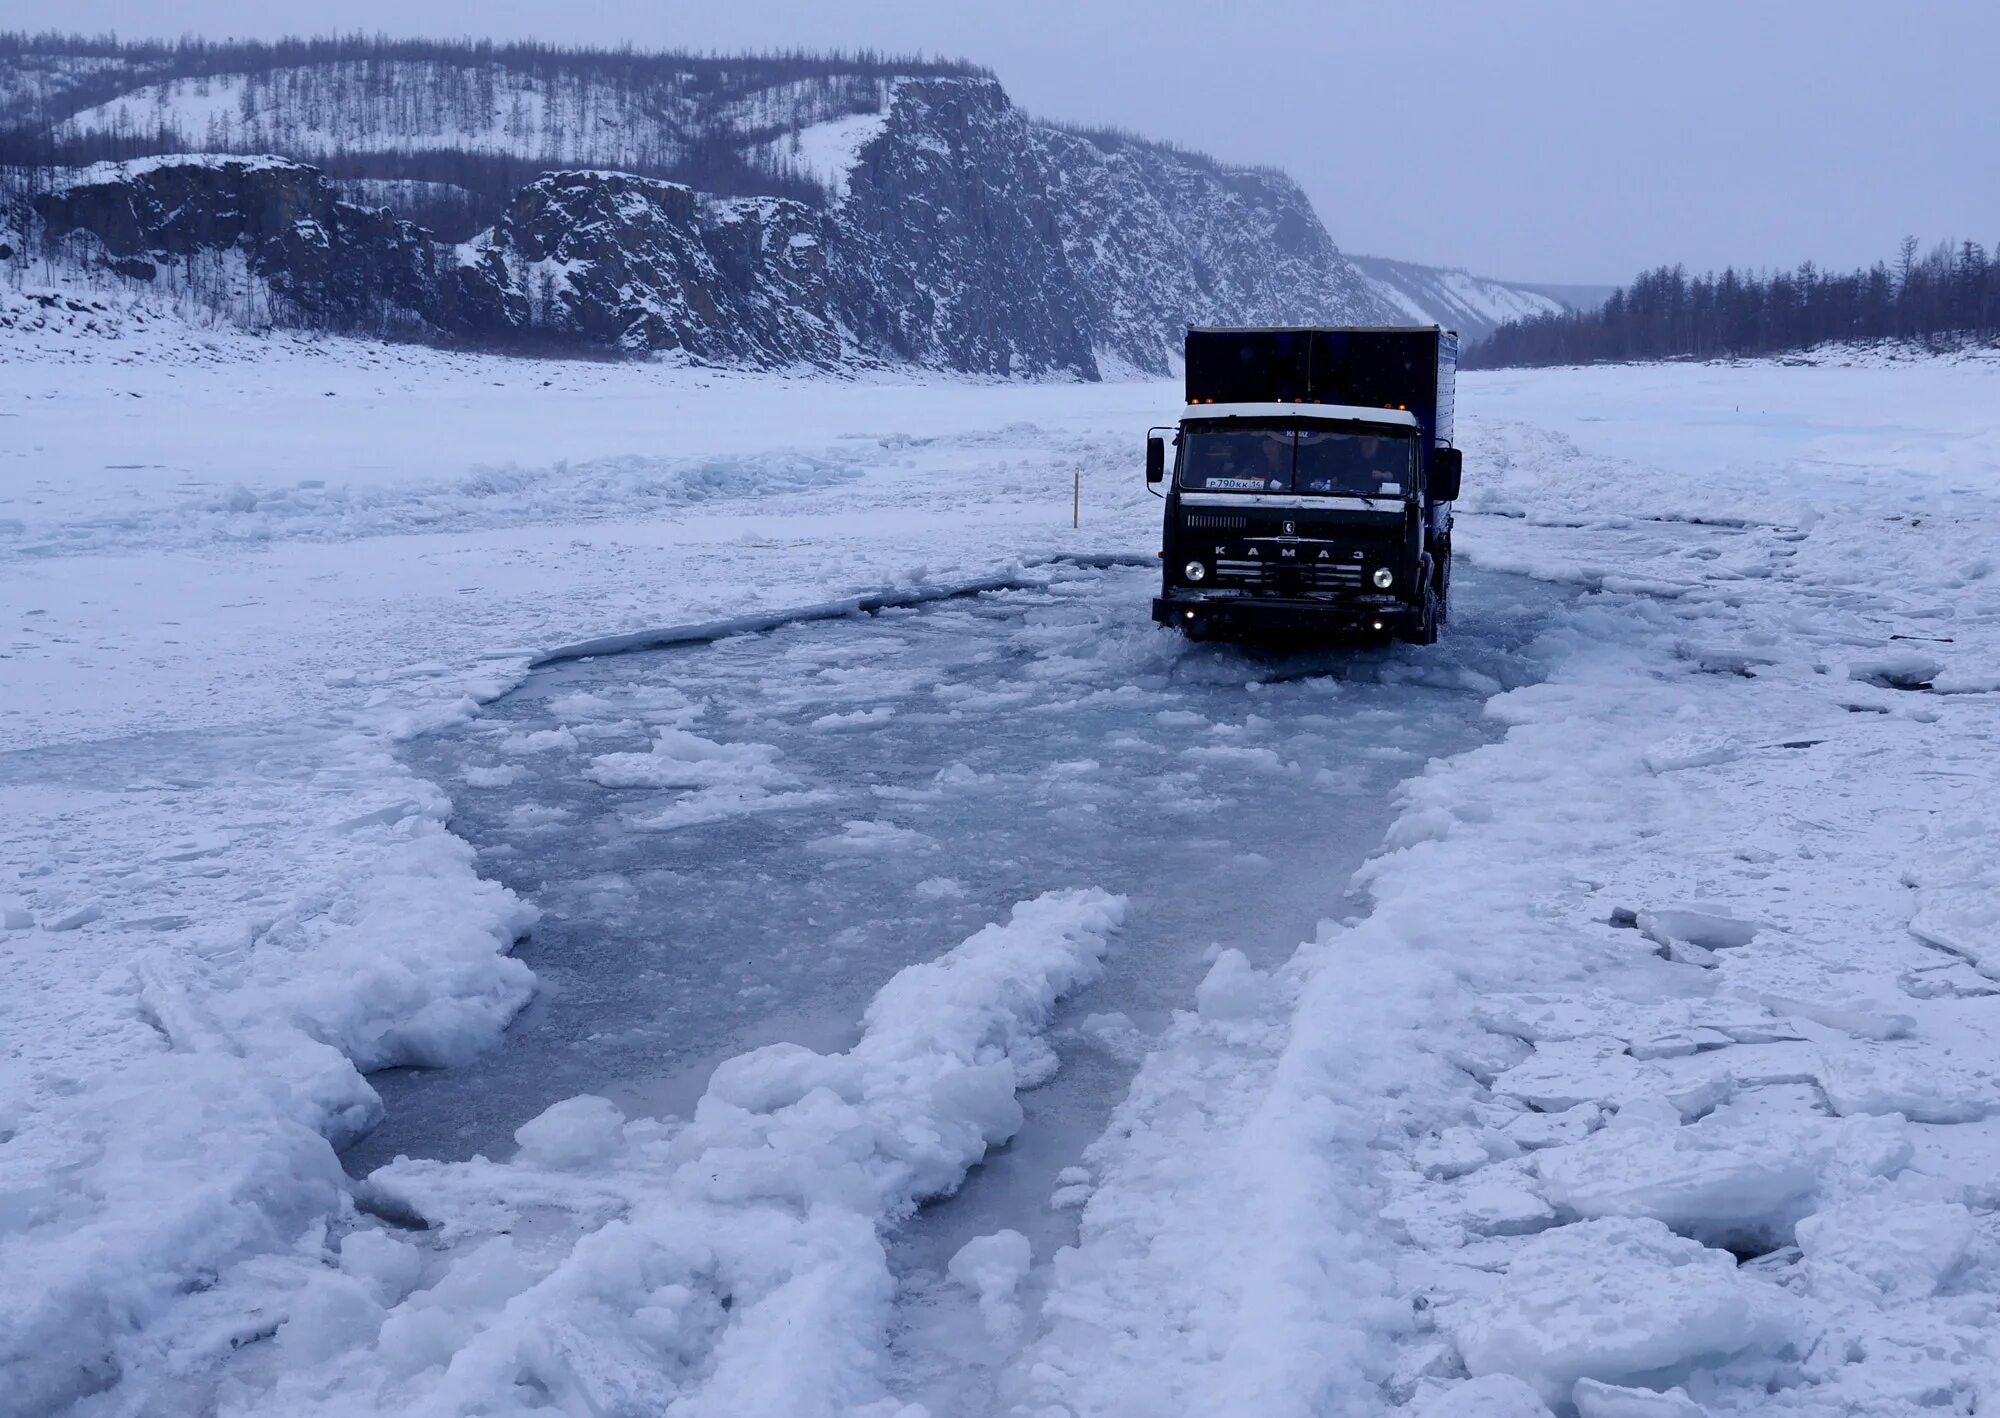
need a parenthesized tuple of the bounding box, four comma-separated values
(1147, 325, 1462, 644)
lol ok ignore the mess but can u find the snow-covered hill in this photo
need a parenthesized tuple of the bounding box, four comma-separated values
(2, 40, 1405, 375)
(1349, 252, 1569, 345)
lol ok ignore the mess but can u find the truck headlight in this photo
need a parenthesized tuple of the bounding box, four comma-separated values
(1371, 567, 1394, 588)
(1184, 561, 1207, 582)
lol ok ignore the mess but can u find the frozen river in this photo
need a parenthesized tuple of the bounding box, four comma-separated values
(347, 558, 1569, 1407)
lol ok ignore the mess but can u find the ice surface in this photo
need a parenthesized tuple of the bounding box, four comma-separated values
(10, 325, 2000, 1415)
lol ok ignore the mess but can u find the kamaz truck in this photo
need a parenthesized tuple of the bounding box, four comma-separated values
(1148, 326, 1462, 644)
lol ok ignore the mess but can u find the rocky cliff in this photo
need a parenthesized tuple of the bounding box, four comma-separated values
(10, 61, 1417, 376)
(458, 173, 842, 364)
(1036, 124, 1396, 373)
(30, 155, 440, 331)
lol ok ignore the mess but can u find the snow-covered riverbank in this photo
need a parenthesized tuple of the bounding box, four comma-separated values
(4, 330, 1998, 1415)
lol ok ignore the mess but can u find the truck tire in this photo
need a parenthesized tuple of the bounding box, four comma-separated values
(1434, 537, 1452, 625)
(1413, 586, 1442, 645)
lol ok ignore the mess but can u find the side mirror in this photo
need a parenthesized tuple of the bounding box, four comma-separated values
(1432, 447, 1462, 502)
(1145, 435, 1166, 485)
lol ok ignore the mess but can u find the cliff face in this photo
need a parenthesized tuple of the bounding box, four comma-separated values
(31, 156, 439, 328)
(828, 77, 1099, 378)
(17, 72, 1406, 375)
(457, 173, 841, 365)
(1034, 126, 1400, 373)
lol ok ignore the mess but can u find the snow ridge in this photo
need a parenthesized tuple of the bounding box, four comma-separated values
(1348, 252, 1568, 346)
(235, 889, 1126, 1415)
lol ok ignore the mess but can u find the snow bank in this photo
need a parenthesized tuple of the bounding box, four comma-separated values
(0, 746, 535, 1415)
(1019, 354, 2000, 1415)
(232, 888, 1123, 1415)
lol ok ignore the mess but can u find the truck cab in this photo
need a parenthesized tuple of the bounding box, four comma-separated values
(1148, 326, 1461, 644)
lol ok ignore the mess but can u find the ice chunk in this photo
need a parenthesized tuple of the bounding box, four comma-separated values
(1195, 948, 1273, 1023)
(1906, 810, 2000, 979)
(513, 1096, 627, 1170)
(627, 785, 829, 830)
(808, 818, 937, 855)
(1505, 1104, 1606, 1151)
(1848, 648, 1941, 689)
(497, 725, 579, 754)
(275, 1271, 385, 1364)
(1412, 1373, 1553, 1417)
(339, 1229, 427, 1307)
(0, 898, 32, 930)
(374, 1238, 535, 1377)
(1493, 1037, 1643, 1112)
(1572, 1378, 1706, 1417)
(948, 1229, 1033, 1338)
(1628, 1028, 1733, 1061)
(1416, 1126, 1503, 1180)
(1759, 992, 1912, 1040)
(1393, 1164, 1556, 1245)
(1796, 1194, 1974, 1298)
(45, 903, 102, 931)
(931, 1063, 1025, 1146)
(1642, 733, 1742, 774)
(705, 1042, 855, 1112)
(810, 706, 895, 729)
(1535, 1104, 1848, 1249)
(1817, 1046, 1993, 1123)
(1636, 907, 1758, 951)
(586, 727, 785, 789)
(1448, 1217, 1788, 1406)
(1051, 1162, 1094, 1208)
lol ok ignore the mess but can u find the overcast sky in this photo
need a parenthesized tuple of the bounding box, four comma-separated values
(17, 0, 1998, 284)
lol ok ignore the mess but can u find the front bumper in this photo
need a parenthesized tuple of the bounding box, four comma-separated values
(1152, 590, 1417, 638)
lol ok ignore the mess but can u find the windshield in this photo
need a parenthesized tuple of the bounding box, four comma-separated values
(1178, 428, 1294, 493)
(1178, 426, 1414, 497)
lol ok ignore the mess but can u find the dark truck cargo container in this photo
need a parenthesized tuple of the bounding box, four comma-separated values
(1147, 326, 1462, 643)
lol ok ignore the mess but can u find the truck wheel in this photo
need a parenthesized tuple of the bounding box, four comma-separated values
(1414, 586, 1442, 645)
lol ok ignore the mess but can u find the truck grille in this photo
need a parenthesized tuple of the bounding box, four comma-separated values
(1213, 560, 1365, 591)
(1183, 512, 1247, 530)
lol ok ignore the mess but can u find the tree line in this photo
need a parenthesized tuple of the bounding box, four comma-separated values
(1469, 238, 2000, 368)
(0, 35, 953, 222)
(0, 31, 982, 137)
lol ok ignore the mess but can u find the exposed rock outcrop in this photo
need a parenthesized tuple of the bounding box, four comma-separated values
(456, 173, 840, 364)
(831, 77, 1099, 378)
(17, 73, 1414, 374)
(32, 155, 438, 329)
